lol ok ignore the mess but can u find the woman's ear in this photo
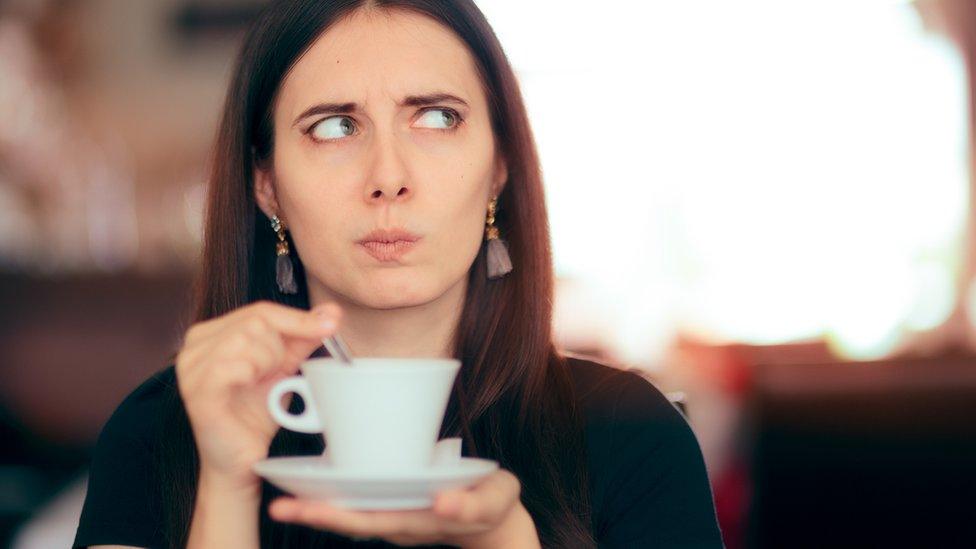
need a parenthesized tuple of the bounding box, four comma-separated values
(492, 152, 509, 197)
(253, 166, 282, 221)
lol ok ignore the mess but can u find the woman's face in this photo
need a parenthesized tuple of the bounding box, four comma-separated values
(255, 9, 507, 310)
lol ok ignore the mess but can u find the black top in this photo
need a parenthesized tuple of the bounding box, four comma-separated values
(73, 354, 724, 548)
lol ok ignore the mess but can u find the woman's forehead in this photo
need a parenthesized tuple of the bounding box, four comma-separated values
(277, 9, 484, 120)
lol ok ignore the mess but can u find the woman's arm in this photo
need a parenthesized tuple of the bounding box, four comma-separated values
(186, 473, 262, 549)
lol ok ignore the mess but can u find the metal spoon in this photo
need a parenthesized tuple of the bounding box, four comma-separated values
(322, 333, 354, 364)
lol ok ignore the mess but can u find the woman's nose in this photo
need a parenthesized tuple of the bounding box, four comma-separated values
(368, 182, 410, 201)
(365, 136, 412, 203)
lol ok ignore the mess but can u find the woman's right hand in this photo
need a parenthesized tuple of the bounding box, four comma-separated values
(175, 300, 342, 493)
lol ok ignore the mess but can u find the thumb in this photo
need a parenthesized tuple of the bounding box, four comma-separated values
(280, 303, 342, 371)
(281, 337, 328, 373)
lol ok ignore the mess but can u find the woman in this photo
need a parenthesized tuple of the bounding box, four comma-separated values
(73, 1, 724, 547)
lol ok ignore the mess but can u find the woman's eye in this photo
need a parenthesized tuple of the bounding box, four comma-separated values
(309, 116, 356, 141)
(414, 108, 461, 130)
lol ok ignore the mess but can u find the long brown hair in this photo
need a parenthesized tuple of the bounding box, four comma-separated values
(156, 1, 595, 547)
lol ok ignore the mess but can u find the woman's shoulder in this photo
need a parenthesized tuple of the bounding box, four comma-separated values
(560, 353, 725, 546)
(560, 351, 681, 426)
(96, 364, 177, 447)
(74, 365, 177, 549)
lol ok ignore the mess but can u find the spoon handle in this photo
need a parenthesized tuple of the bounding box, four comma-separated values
(323, 333, 354, 364)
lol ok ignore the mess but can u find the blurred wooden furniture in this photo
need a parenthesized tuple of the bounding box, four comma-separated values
(0, 270, 193, 546)
(745, 350, 976, 548)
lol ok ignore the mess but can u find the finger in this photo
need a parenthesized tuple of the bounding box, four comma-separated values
(200, 358, 262, 391)
(223, 311, 321, 379)
(250, 301, 342, 341)
(269, 499, 433, 539)
(384, 534, 430, 546)
(239, 319, 295, 379)
(184, 300, 341, 345)
(180, 308, 334, 393)
(202, 315, 300, 384)
(435, 470, 520, 524)
(246, 303, 342, 371)
(181, 303, 260, 343)
(281, 303, 346, 365)
(176, 334, 255, 393)
(177, 320, 236, 383)
(174, 341, 208, 384)
(194, 336, 282, 391)
(217, 328, 280, 372)
(182, 316, 224, 346)
(177, 306, 286, 379)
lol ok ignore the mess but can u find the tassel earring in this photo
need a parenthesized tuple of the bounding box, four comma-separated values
(271, 215, 298, 294)
(485, 196, 513, 279)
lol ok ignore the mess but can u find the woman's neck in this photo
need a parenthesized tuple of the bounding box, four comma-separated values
(307, 277, 466, 359)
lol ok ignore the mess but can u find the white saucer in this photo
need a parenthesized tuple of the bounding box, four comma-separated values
(253, 456, 499, 510)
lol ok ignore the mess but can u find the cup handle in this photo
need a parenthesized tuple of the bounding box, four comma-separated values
(267, 376, 321, 433)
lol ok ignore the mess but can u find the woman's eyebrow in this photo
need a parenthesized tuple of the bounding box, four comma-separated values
(292, 92, 469, 126)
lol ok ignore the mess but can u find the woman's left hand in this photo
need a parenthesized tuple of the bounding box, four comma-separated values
(268, 469, 540, 548)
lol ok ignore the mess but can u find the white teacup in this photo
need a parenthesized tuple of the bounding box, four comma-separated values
(267, 357, 461, 472)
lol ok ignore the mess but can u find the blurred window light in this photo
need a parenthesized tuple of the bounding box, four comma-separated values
(478, 1, 968, 364)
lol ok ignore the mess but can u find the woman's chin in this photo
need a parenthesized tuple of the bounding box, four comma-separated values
(353, 282, 435, 310)
(359, 294, 432, 310)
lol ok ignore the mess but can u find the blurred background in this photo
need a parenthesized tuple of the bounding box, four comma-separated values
(2, 0, 975, 547)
